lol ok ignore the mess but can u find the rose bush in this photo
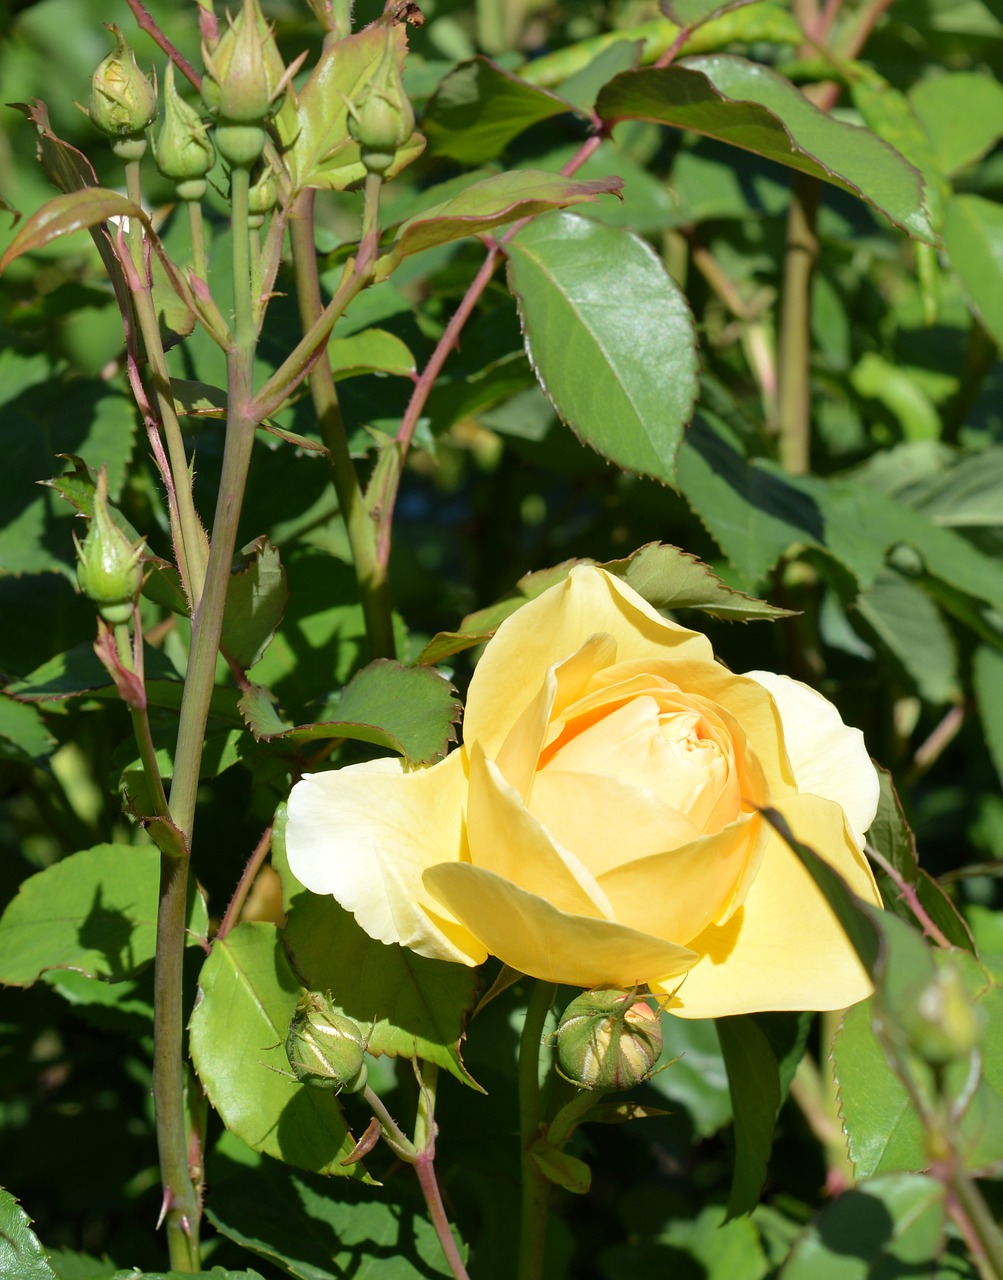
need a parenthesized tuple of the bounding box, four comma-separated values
(286, 566, 881, 1017)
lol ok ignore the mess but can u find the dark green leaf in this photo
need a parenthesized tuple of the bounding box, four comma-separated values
(974, 644, 1003, 789)
(423, 58, 584, 164)
(716, 1015, 780, 1217)
(0, 1187, 58, 1280)
(531, 1142, 592, 1194)
(868, 767, 918, 886)
(0, 693, 55, 765)
(206, 1129, 461, 1279)
(662, 0, 759, 26)
(188, 922, 364, 1177)
(283, 894, 479, 1087)
(942, 194, 1003, 347)
(508, 211, 698, 484)
(0, 844, 208, 986)
(648, 1015, 732, 1137)
(221, 537, 289, 672)
(597, 57, 934, 242)
(853, 568, 960, 704)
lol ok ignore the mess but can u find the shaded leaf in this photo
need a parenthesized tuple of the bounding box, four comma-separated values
(0, 844, 208, 986)
(508, 211, 698, 484)
(942, 194, 1003, 347)
(867, 767, 918, 886)
(328, 329, 416, 380)
(283, 894, 478, 1087)
(910, 71, 1003, 178)
(0, 693, 55, 766)
(531, 1142, 591, 1194)
(974, 644, 1003, 788)
(0, 188, 142, 271)
(222, 538, 289, 672)
(423, 58, 584, 165)
(853, 568, 960, 704)
(597, 57, 934, 242)
(716, 1015, 780, 1217)
(188, 922, 364, 1177)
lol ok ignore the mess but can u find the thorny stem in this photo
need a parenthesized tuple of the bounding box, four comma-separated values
(287, 189, 395, 659)
(123, 0, 202, 90)
(216, 825, 273, 941)
(517, 981, 557, 1280)
(412, 1064, 472, 1280)
(947, 1166, 1003, 1280)
(187, 200, 208, 286)
(114, 619, 170, 819)
(865, 845, 953, 949)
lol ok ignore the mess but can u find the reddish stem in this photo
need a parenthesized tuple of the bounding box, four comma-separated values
(216, 825, 274, 941)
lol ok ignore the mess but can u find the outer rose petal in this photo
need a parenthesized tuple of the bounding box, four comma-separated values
(423, 862, 698, 989)
(657, 792, 881, 1017)
(285, 751, 487, 966)
(744, 670, 879, 846)
(464, 566, 714, 757)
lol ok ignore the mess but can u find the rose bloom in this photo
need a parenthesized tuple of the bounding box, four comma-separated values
(286, 566, 881, 1017)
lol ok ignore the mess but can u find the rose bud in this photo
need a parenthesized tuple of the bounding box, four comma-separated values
(154, 62, 215, 200)
(203, 0, 287, 166)
(346, 30, 416, 175)
(901, 962, 984, 1068)
(74, 468, 145, 625)
(246, 162, 278, 228)
(285, 991, 369, 1094)
(89, 24, 158, 158)
(556, 987, 663, 1091)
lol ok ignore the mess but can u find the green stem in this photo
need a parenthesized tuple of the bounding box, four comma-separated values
(123, 159, 208, 607)
(154, 159, 260, 1274)
(517, 981, 557, 1280)
(362, 1085, 417, 1161)
(187, 199, 208, 284)
(411, 1064, 472, 1280)
(287, 189, 395, 659)
(114, 621, 170, 819)
(545, 1086, 603, 1151)
(776, 171, 820, 475)
(948, 1167, 1003, 1280)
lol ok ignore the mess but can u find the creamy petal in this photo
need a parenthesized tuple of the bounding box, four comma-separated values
(466, 744, 612, 918)
(598, 811, 768, 941)
(529, 770, 700, 876)
(285, 751, 486, 966)
(464, 566, 714, 756)
(745, 670, 879, 846)
(655, 792, 881, 1017)
(423, 862, 699, 988)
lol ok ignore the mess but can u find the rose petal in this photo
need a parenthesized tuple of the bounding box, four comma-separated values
(467, 744, 612, 918)
(423, 862, 699, 988)
(656, 792, 881, 1017)
(529, 770, 700, 876)
(286, 751, 487, 966)
(744, 670, 879, 846)
(598, 811, 768, 941)
(464, 566, 713, 756)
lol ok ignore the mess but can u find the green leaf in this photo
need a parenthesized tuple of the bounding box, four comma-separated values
(377, 170, 622, 277)
(853, 568, 960, 704)
(663, 0, 759, 25)
(910, 71, 1003, 178)
(507, 211, 698, 484)
(531, 1142, 592, 1194)
(221, 537, 289, 672)
(604, 543, 793, 620)
(597, 57, 934, 243)
(942, 193, 1003, 347)
(0, 188, 142, 270)
(188, 922, 365, 1177)
(7, 642, 175, 701)
(281, 23, 424, 193)
(242, 660, 462, 768)
(0, 1187, 58, 1280)
(974, 644, 1003, 788)
(45, 1247, 120, 1279)
(423, 58, 584, 164)
(867, 767, 918, 886)
(206, 1129, 461, 1279)
(0, 692, 55, 765)
(283, 894, 479, 1087)
(602, 1203, 768, 1280)
(328, 329, 416, 381)
(0, 844, 208, 986)
(716, 1015, 780, 1217)
(779, 1173, 975, 1280)
(108, 1271, 267, 1279)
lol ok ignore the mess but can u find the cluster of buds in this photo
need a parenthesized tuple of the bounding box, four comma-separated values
(555, 986, 663, 1092)
(88, 24, 158, 161)
(73, 469, 145, 626)
(285, 991, 369, 1094)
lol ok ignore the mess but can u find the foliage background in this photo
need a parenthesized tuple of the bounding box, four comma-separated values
(1, 0, 1003, 1276)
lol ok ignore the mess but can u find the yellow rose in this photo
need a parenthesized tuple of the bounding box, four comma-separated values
(286, 566, 881, 1017)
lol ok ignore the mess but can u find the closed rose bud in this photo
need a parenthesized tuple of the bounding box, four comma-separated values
(346, 31, 415, 175)
(154, 62, 215, 197)
(285, 991, 369, 1093)
(246, 163, 278, 228)
(203, 0, 288, 165)
(556, 987, 663, 1091)
(89, 24, 158, 155)
(902, 963, 984, 1068)
(74, 469, 145, 625)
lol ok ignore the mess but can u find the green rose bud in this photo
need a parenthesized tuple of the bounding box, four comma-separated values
(246, 162, 278, 228)
(89, 24, 158, 155)
(203, 0, 290, 167)
(556, 987, 663, 1092)
(74, 469, 145, 625)
(285, 991, 369, 1093)
(346, 30, 416, 175)
(902, 962, 984, 1068)
(154, 62, 215, 197)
